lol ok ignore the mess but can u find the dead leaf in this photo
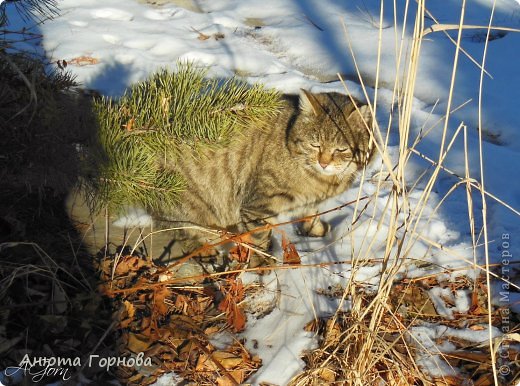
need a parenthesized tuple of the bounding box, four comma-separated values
(228, 233, 253, 263)
(153, 286, 171, 316)
(304, 318, 324, 333)
(128, 333, 152, 353)
(196, 352, 218, 372)
(324, 319, 341, 345)
(99, 245, 264, 383)
(440, 292, 456, 307)
(212, 351, 242, 369)
(68, 55, 99, 66)
(169, 313, 202, 330)
(281, 233, 301, 265)
(127, 373, 145, 384)
(119, 300, 136, 328)
(419, 277, 439, 288)
(144, 343, 173, 358)
(124, 118, 135, 131)
(403, 285, 438, 316)
(114, 255, 149, 276)
(205, 326, 220, 335)
(316, 367, 336, 382)
(216, 369, 245, 385)
(473, 373, 494, 386)
(229, 243, 251, 262)
(218, 279, 246, 332)
(191, 27, 210, 40)
(216, 376, 237, 386)
(97, 258, 113, 277)
(469, 303, 489, 316)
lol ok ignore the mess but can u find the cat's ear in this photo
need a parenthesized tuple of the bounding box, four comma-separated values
(299, 89, 324, 117)
(348, 104, 372, 129)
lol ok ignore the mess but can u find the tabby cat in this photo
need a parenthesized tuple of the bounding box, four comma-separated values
(160, 89, 374, 263)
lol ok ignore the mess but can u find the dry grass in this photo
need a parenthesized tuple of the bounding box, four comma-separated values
(286, 1, 520, 385)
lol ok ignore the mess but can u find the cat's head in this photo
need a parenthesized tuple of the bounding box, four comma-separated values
(287, 89, 374, 177)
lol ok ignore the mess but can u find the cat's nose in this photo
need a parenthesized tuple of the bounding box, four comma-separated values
(319, 161, 329, 169)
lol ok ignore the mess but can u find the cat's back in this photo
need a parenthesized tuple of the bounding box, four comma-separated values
(172, 94, 297, 182)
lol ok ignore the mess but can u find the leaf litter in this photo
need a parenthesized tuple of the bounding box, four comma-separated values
(96, 247, 263, 385)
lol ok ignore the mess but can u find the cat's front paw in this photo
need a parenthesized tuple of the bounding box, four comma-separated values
(301, 218, 330, 237)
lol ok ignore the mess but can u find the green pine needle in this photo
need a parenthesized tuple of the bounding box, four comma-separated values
(85, 63, 281, 213)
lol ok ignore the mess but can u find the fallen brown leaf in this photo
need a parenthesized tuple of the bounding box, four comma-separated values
(128, 332, 152, 353)
(228, 233, 253, 263)
(114, 255, 149, 276)
(473, 372, 494, 386)
(119, 300, 136, 328)
(316, 367, 336, 382)
(281, 233, 301, 265)
(68, 55, 99, 66)
(218, 279, 246, 332)
(152, 286, 171, 317)
(213, 351, 242, 370)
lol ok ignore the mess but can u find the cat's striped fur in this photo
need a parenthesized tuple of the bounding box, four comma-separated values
(160, 89, 374, 258)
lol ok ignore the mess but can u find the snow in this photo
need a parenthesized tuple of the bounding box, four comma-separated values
(112, 207, 152, 228)
(4, 0, 520, 384)
(410, 323, 503, 377)
(147, 372, 183, 385)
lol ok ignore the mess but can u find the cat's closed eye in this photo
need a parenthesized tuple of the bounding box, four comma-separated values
(309, 143, 321, 149)
(335, 148, 349, 153)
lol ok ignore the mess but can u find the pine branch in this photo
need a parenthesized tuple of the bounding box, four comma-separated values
(85, 64, 281, 213)
(1, 0, 59, 26)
